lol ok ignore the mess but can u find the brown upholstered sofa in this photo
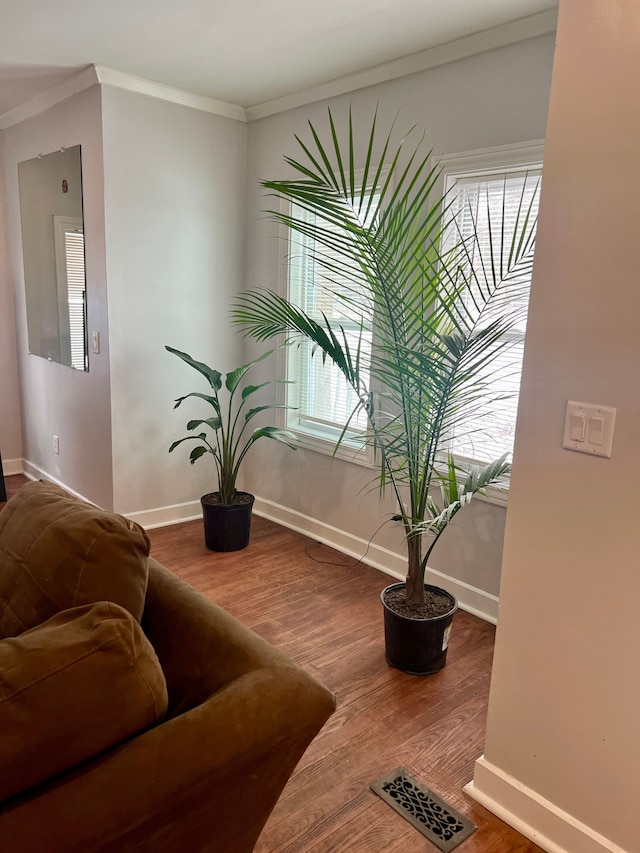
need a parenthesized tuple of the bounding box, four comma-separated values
(0, 481, 335, 852)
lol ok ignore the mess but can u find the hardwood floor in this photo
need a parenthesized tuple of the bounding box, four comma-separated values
(2, 474, 542, 852)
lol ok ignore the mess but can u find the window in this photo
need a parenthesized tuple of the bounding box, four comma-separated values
(439, 143, 543, 467)
(54, 215, 87, 371)
(283, 192, 379, 463)
(280, 143, 542, 475)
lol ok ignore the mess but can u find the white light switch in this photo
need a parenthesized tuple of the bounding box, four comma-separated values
(92, 331, 100, 354)
(589, 416, 605, 446)
(563, 401, 616, 458)
(569, 413, 586, 442)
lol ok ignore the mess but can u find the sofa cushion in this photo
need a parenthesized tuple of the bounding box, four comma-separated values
(0, 600, 168, 802)
(0, 480, 150, 637)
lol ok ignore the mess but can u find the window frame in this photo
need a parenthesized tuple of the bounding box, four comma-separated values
(435, 140, 545, 505)
(275, 176, 386, 467)
(273, 141, 544, 493)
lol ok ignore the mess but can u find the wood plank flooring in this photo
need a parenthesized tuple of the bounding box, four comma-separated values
(2, 474, 542, 852)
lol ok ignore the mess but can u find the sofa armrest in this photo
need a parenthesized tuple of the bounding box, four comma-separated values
(142, 558, 303, 716)
(0, 662, 335, 852)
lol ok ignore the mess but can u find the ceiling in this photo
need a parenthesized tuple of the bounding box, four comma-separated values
(0, 0, 558, 118)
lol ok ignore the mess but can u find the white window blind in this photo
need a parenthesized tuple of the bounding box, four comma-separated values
(54, 215, 87, 371)
(286, 198, 376, 447)
(281, 147, 541, 473)
(64, 229, 87, 371)
(442, 163, 542, 464)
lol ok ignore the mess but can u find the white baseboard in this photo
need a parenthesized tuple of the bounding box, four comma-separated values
(3, 470, 498, 622)
(1, 457, 24, 476)
(253, 495, 498, 623)
(126, 500, 202, 530)
(20, 460, 93, 504)
(464, 756, 627, 853)
(15, 460, 202, 529)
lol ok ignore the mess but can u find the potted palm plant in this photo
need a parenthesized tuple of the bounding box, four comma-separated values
(234, 109, 538, 672)
(166, 345, 297, 551)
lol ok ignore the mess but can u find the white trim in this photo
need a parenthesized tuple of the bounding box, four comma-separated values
(0, 64, 246, 130)
(15, 460, 203, 527)
(246, 10, 557, 121)
(1, 457, 24, 476)
(253, 494, 498, 622)
(0, 11, 556, 130)
(2, 467, 498, 620)
(465, 757, 628, 853)
(0, 66, 99, 130)
(421, 564, 498, 624)
(94, 66, 247, 123)
(124, 499, 202, 530)
(431, 455, 510, 509)
(100, 489, 499, 621)
(285, 428, 375, 468)
(475, 482, 509, 509)
(437, 139, 545, 173)
(21, 459, 92, 504)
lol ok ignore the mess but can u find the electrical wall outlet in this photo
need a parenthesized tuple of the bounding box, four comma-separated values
(53, 435, 60, 455)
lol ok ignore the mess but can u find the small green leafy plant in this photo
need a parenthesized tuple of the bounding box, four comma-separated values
(166, 345, 297, 505)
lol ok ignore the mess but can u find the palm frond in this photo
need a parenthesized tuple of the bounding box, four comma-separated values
(233, 108, 539, 602)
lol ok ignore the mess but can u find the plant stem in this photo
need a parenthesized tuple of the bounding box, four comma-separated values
(405, 534, 425, 604)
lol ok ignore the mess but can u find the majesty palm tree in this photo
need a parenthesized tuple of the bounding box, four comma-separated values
(234, 109, 539, 609)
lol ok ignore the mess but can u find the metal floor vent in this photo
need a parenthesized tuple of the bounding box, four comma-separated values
(370, 768, 477, 852)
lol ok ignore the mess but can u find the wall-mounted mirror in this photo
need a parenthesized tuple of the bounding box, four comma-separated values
(18, 145, 88, 370)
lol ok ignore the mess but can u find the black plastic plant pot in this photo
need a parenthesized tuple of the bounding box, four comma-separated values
(201, 492, 255, 552)
(381, 582, 458, 675)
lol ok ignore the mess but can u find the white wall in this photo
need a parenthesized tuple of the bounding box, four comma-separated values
(2, 84, 246, 515)
(467, 2, 640, 851)
(0, 132, 22, 469)
(2, 86, 113, 508)
(242, 33, 555, 617)
(100, 87, 247, 518)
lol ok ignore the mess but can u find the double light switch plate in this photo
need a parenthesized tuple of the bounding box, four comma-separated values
(562, 401, 616, 458)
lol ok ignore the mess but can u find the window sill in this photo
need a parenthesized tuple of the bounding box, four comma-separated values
(289, 427, 374, 468)
(290, 435, 509, 507)
(473, 481, 509, 509)
(433, 454, 511, 508)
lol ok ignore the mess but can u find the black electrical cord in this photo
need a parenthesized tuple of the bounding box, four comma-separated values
(304, 516, 400, 568)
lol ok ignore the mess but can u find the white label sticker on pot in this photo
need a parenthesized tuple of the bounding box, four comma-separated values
(442, 625, 452, 651)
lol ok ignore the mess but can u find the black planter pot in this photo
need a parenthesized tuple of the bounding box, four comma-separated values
(201, 492, 255, 552)
(381, 582, 458, 675)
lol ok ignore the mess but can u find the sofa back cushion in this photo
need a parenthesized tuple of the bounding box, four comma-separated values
(0, 600, 168, 802)
(0, 481, 150, 637)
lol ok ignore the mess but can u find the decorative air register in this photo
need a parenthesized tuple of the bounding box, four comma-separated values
(370, 768, 477, 852)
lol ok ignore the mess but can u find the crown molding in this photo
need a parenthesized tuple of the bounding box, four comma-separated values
(0, 8, 557, 131)
(0, 65, 99, 130)
(0, 64, 247, 129)
(246, 8, 558, 122)
(94, 66, 246, 122)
